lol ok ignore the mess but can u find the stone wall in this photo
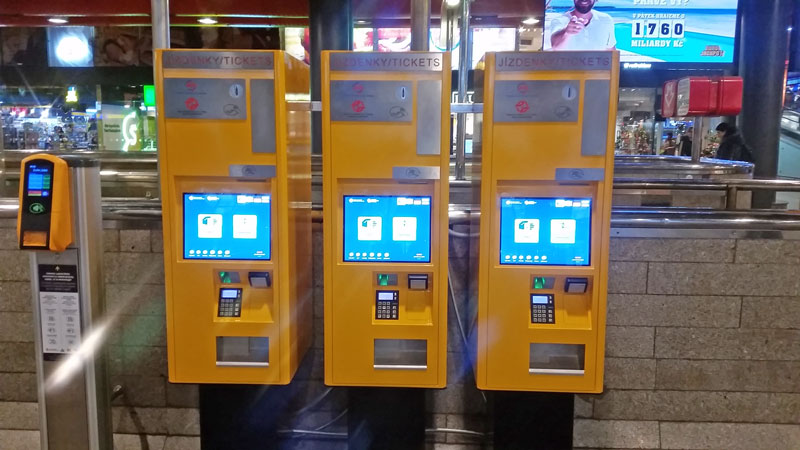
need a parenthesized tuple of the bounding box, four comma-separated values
(1, 224, 800, 449)
(575, 237, 800, 450)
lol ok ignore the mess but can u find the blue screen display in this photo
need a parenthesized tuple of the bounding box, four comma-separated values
(26, 164, 52, 197)
(183, 193, 271, 260)
(500, 198, 591, 266)
(343, 195, 432, 263)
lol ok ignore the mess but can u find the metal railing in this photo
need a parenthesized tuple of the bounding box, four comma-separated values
(613, 178, 800, 209)
(2, 193, 799, 232)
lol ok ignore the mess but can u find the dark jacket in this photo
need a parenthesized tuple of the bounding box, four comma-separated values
(716, 131, 747, 161)
(679, 136, 692, 157)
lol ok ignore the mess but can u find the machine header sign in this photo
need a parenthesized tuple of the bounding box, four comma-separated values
(162, 50, 274, 70)
(330, 52, 444, 72)
(495, 52, 613, 72)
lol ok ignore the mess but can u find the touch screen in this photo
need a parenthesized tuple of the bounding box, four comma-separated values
(183, 193, 271, 260)
(26, 164, 53, 198)
(343, 195, 432, 263)
(500, 197, 591, 266)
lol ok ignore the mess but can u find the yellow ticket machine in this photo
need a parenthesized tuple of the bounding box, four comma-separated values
(155, 50, 312, 384)
(476, 51, 619, 393)
(322, 51, 451, 387)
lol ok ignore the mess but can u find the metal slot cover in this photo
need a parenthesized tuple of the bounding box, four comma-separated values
(529, 343, 585, 376)
(374, 338, 427, 370)
(216, 336, 269, 367)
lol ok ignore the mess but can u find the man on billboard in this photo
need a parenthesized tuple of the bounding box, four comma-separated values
(548, 0, 616, 51)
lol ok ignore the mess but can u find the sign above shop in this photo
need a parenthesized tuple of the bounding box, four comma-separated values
(664, 76, 742, 118)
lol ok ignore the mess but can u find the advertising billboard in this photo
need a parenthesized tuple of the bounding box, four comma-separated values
(544, 0, 738, 64)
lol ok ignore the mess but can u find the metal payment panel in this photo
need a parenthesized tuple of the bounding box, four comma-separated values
(322, 51, 451, 388)
(155, 49, 312, 384)
(475, 51, 619, 393)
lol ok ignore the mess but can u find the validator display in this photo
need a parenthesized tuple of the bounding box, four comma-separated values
(499, 197, 591, 266)
(343, 195, 432, 263)
(183, 193, 271, 260)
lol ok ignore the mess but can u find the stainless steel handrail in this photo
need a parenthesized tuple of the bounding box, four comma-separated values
(3, 176, 796, 212)
(613, 178, 800, 191)
(2, 198, 799, 231)
(1, 150, 157, 166)
(2, 153, 753, 178)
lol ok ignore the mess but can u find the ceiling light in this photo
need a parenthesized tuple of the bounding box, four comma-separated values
(48, 17, 68, 24)
(445, 0, 460, 7)
(522, 17, 539, 25)
(356, 20, 368, 25)
(198, 17, 218, 25)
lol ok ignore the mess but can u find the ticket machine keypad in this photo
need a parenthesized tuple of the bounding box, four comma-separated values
(375, 290, 399, 320)
(530, 294, 555, 324)
(218, 288, 242, 318)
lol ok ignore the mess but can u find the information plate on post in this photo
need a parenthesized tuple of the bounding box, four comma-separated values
(163, 78, 247, 120)
(38, 262, 81, 355)
(330, 81, 413, 122)
(493, 80, 580, 123)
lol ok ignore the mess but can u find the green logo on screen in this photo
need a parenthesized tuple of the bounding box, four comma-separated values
(29, 203, 45, 214)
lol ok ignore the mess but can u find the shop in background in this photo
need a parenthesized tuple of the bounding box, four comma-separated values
(615, 88, 657, 155)
(0, 25, 279, 153)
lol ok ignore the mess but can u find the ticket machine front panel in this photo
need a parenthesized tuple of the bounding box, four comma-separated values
(156, 50, 311, 385)
(322, 52, 450, 388)
(476, 51, 619, 393)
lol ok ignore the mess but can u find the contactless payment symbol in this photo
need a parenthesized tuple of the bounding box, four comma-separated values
(223, 104, 240, 116)
(515, 100, 530, 114)
(351, 100, 365, 113)
(185, 97, 199, 111)
(389, 106, 407, 119)
(29, 203, 45, 214)
(555, 106, 572, 119)
(185, 80, 198, 92)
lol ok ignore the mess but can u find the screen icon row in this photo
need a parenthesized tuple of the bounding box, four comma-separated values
(189, 249, 231, 256)
(504, 254, 548, 261)
(348, 252, 391, 259)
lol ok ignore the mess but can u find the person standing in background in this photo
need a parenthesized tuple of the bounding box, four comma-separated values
(679, 127, 693, 157)
(715, 123, 753, 162)
(661, 131, 677, 156)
